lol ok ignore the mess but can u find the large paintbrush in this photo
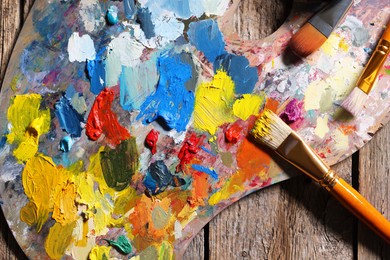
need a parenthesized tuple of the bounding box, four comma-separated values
(289, 0, 353, 57)
(250, 109, 390, 243)
(341, 21, 390, 116)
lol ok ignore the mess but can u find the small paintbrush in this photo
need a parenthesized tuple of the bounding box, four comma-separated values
(250, 109, 390, 243)
(289, 0, 353, 57)
(341, 21, 390, 117)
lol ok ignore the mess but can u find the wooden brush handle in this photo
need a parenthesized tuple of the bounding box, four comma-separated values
(329, 178, 390, 243)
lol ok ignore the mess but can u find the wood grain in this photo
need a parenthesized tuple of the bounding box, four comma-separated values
(0, 0, 389, 259)
(358, 124, 390, 258)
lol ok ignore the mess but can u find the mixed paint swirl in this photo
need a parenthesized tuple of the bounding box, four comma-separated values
(0, 0, 389, 259)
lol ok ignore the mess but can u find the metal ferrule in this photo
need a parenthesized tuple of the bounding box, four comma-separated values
(357, 39, 390, 94)
(276, 132, 339, 189)
(309, 0, 353, 37)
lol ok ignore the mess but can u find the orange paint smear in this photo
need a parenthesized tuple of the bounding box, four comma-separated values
(339, 124, 356, 135)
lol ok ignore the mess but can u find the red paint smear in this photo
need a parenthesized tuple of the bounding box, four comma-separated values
(236, 137, 271, 180)
(225, 122, 242, 144)
(145, 129, 159, 154)
(86, 88, 130, 146)
(176, 133, 204, 173)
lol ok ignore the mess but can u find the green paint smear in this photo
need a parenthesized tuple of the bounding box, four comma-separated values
(106, 235, 133, 255)
(100, 137, 139, 191)
(384, 68, 390, 75)
(220, 152, 233, 167)
(319, 87, 334, 113)
(159, 241, 173, 259)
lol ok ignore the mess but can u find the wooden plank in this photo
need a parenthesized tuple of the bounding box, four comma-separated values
(182, 228, 205, 259)
(0, 0, 28, 259)
(358, 121, 390, 258)
(209, 158, 354, 259)
(0, 0, 23, 85)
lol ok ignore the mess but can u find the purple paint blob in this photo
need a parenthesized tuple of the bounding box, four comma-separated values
(280, 99, 304, 124)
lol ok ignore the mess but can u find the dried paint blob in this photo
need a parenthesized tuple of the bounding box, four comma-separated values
(145, 129, 159, 154)
(106, 6, 119, 25)
(280, 99, 304, 124)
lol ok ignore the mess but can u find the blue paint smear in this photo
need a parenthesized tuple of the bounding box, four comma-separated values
(87, 60, 106, 95)
(188, 20, 227, 62)
(192, 164, 218, 180)
(124, 0, 137, 19)
(201, 146, 216, 156)
(144, 160, 173, 195)
(65, 85, 76, 99)
(137, 8, 155, 39)
(0, 136, 6, 149)
(214, 53, 258, 94)
(59, 136, 74, 152)
(136, 52, 194, 132)
(161, 0, 192, 19)
(55, 96, 84, 137)
(119, 56, 159, 111)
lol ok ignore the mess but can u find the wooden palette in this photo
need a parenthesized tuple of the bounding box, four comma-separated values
(0, 0, 389, 259)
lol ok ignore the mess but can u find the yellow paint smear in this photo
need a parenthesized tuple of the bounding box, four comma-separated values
(89, 245, 111, 260)
(315, 115, 329, 139)
(20, 154, 60, 231)
(52, 179, 78, 225)
(7, 94, 50, 162)
(194, 70, 236, 135)
(45, 221, 77, 260)
(233, 94, 264, 120)
(304, 57, 362, 111)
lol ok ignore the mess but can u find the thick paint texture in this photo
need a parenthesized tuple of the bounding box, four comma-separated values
(193, 70, 235, 135)
(55, 96, 84, 137)
(144, 160, 184, 195)
(214, 54, 258, 94)
(232, 94, 264, 120)
(45, 221, 77, 259)
(107, 6, 119, 25)
(123, 0, 137, 19)
(137, 53, 194, 132)
(89, 245, 111, 260)
(176, 133, 203, 172)
(280, 99, 304, 124)
(67, 32, 96, 63)
(119, 54, 159, 111)
(86, 88, 130, 146)
(145, 129, 159, 154)
(100, 137, 139, 191)
(87, 48, 107, 95)
(7, 94, 50, 162)
(106, 235, 133, 254)
(20, 154, 76, 231)
(188, 20, 226, 62)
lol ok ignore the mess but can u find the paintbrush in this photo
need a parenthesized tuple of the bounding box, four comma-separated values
(289, 0, 353, 57)
(341, 21, 390, 117)
(250, 109, 390, 243)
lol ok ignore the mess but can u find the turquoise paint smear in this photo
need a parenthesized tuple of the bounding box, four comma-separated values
(136, 52, 194, 132)
(191, 164, 218, 179)
(214, 53, 258, 94)
(119, 52, 159, 111)
(187, 19, 227, 62)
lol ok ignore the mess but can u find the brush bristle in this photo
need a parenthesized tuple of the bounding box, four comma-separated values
(289, 23, 327, 57)
(341, 87, 367, 117)
(251, 109, 292, 150)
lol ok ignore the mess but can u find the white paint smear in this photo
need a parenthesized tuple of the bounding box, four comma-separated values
(67, 32, 96, 63)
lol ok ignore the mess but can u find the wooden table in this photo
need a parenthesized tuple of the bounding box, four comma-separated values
(1, 0, 389, 259)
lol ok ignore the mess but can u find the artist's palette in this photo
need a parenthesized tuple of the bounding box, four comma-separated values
(0, 0, 389, 259)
